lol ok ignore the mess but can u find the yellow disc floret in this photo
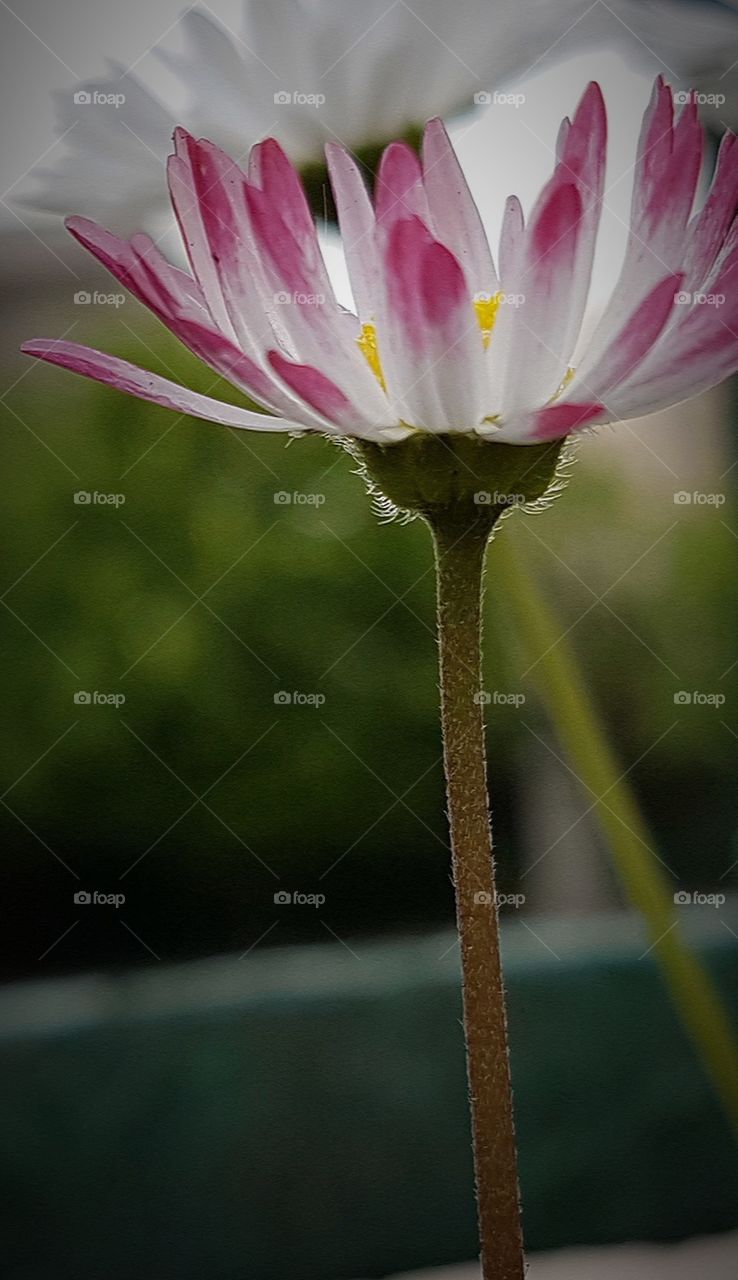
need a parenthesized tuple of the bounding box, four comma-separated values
(357, 322, 386, 390)
(473, 292, 503, 349)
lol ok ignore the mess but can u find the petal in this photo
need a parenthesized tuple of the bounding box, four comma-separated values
(374, 142, 429, 229)
(421, 118, 497, 295)
(378, 216, 485, 432)
(21, 340, 303, 432)
(498, 196, 524, 289)
(584, 80, 703, 373)
(167, 131, 238, 340)
(172, 134, 384, 422)
(325, 143, 379, 320)
(65, 215, 312, 422)
(249, 137, 329, 286)
(66, 216, 208, 323)
(492, 180, 585, 416)
(683, 131, 738, 291)
(604, 254, 738, 419)
(572, 272, 682, 398)
(267, 350, 369, 434)
(531, 401, 606, 440)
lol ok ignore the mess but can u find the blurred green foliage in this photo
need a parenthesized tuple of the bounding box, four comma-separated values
(2, 314, 737, 977)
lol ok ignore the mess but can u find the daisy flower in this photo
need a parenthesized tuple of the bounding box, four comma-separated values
(22, 78, 738, 463)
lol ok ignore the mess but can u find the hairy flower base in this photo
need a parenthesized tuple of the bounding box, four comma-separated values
(357, 433, 565, 522)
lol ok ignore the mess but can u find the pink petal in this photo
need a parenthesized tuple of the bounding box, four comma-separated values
(65, 216, 290, 415)
(167, 131, 237, 339)
(558, 82, 607, 193)
(684, 131, 738, 290)
(249, 137, 319, 264)
(267, 350, 355, 430)
(421, 118, 497, 295)
(532, 401, 605, 440)
(606, 253, 738, 418)
(66, 216, 208, 322)
(378, 216, 485, 432)
(374, 142, 428, 229)
(493, 181, 584, 416)
(573, 272, 682, 396)
(21, 340, 301, 431)
(575, 80, 703, 381)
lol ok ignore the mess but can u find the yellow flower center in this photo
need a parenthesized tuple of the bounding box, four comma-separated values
(356, 302, 576, 406)
(357, 322, 386, 390)
(473, 292, 503, 349)
(358, 295, 504, 389)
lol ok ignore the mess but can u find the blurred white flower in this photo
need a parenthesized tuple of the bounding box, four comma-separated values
(23, 0, 738, 233)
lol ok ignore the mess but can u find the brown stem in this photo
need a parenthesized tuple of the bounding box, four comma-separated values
(430, 506, 524, 1280)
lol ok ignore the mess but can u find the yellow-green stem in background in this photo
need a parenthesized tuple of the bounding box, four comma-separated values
(493, 533, 738, 1137)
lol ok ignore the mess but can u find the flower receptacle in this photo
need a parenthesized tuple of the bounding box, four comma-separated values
(357, 434, 566, 527)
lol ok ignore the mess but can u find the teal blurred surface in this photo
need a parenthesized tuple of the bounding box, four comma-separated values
(1, 911, 737, 1279)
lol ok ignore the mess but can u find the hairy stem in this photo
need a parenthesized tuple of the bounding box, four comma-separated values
(430, 507, 524, 1280)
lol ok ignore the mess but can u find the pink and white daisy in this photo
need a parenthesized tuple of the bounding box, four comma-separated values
(22, 78, 738, 450)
